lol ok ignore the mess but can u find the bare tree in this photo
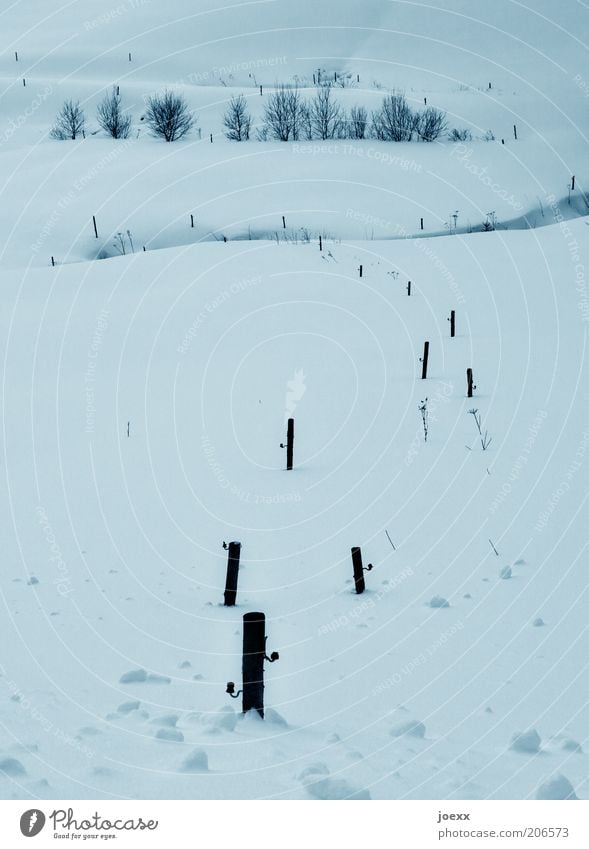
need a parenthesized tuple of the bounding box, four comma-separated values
(310, 83, 343, 139)
(223, 94, 251, 141)
(348, 105, 368, 139)
(371, 92, 415, 141)
(262, 84, 303, 141)
(145, 90, 194, 142)
(415, 106, 447, 141)
(97, 87, 132, 138)
(50, 99, 85, 140)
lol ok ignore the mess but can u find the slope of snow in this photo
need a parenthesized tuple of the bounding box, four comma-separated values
(1, 219, 588, 799)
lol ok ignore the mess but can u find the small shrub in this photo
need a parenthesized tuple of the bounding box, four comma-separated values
(448, 127, 472, 142)
(50, 99, 85, 140)
(223, 94, 251, 141)
(145, 90, 194, 141)
(415, 106, 447, 141)
(96, 87, 132, 139)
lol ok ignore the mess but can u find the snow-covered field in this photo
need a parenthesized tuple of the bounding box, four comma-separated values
(0, 0, 588, 800)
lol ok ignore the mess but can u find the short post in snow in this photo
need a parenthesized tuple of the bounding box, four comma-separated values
(128, 52, 132, 62)
(359, 264, 363, 278)
(223, 541, 241, 607)
(226, 612, 279, 718)
(571, 175, 575, 191)
(92, 216, 98, 239)
(467, 367, 474, 398)
(51, 256, 55, 267)
(190, 214, 194, 228)
(282, 215, 286, 229)
(407, 280, 411, 296)
(280, 418, 294, 470)
(351, 547, 373, 594)
(449, 309, 455, 337)
(513, 124, 517, 140)
(319, 234, 322, 251)
(259, 85, 263, 96)
(420, 217, 424, 230)
(421, 341, 429, 379)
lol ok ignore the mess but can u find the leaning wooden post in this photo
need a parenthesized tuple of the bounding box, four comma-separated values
(449, 309, 455, 337)
(513, 124, 517, 140)
(190, 214, 194, 228)
(280, 418, 294, 470)
(351, 547, 372, 594)
(223, 541, 241, 607)
(282, 215, 286, 229)
(92, 215, 98, 239)
(467, 367, 474, 398)
(571, 175, 575, 191)
(421, 341, 429, 379)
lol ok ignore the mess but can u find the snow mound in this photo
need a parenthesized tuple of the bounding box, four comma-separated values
(298, 762, 370, 800)
(510, 729, 541, 754)
(0, 757, 26, 777)
(533, 618, 545, 627)
(390, 720, 426, 739)
(562, 739, 583, 753)
(535, 774, 578, 800)
(264, 708, 288, 727)
(119, 669, 171, 684)
(202, 706, 238, 734)
(150, 713, 180, 728)
(179, 749, 209, 773)
(429, 596, 449, 608)
(117, 701, 141, 714)
(155, 728, 184, 743)
(499, 566, 512, 580)
(119, 669, 148, 684)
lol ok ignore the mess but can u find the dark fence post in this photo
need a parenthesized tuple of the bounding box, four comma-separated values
(319, 235, 322, 251)
(280, 418, 294, 470)
(421, 341, 429, 379)
(351, 547, 372, 594)
(223, 541, 241, 607)
(92, 215, 98, 239)
(420, 217, 424, 230)
(467, 367, 474, 398)
(407, 280, 411, 296)
(572, 175, 575, 191)
(449, 310, 455, 337)
(513, 124, 517, 140)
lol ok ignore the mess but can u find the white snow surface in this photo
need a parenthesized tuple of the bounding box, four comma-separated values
(0, 0, 588, 800)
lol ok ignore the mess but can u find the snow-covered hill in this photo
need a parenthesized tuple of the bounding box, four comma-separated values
(0, 0, 588, 801)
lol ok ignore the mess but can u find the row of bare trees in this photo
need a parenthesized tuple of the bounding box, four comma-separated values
(50, 85, 446, 144)
(51, 89, 194, 142)
(252, 85, 447, 142)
